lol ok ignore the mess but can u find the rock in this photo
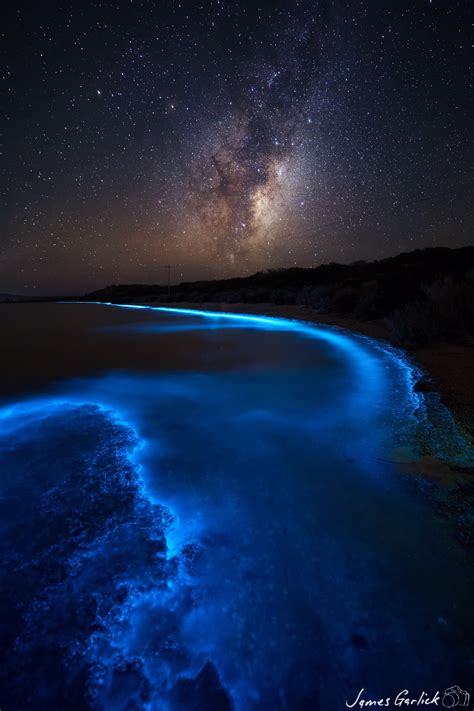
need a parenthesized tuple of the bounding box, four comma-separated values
(170, 661, 233, 710)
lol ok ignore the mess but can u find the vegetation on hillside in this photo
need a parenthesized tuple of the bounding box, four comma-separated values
(86, 246, 474, 347)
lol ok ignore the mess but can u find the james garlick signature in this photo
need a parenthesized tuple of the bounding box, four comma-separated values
(346, 686, 470, 708)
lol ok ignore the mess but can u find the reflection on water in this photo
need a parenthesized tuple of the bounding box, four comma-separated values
(0, 304, 472, 710)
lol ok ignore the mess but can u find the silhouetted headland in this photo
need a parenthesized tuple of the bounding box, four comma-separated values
(82, 246, 474, 439)
(3, 246, 473, 436)
(84, 246, 474, 347)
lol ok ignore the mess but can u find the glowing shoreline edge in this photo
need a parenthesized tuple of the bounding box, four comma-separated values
(1, 299, 428, 541)
(73, 298, 423, 409)
(73, 298, 417, 370)
(6, 298, 427, 441)
(3, 299, 467, 474)
(62, 300, 473, 464)
(0, 300, 469, 705)
(3, 301, 467, 538)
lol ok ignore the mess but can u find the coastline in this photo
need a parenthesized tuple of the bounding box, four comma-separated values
(140, 301, 474, 444)
(136, 300, 473, 545)
(2, 301, 472, 704)
(4, 297, 473, 546)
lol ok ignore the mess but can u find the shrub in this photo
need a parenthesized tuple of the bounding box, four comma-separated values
(302, 286, 332, 313)
(386, 277, 474, 347)
(353, 281, 379, 318)
(329, 285, 359, 314)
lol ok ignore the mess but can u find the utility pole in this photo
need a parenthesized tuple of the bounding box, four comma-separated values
(158, 264, 173, 300)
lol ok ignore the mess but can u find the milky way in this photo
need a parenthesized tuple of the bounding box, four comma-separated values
(1, 0, 472, 293)
(189, 5, 327, 264)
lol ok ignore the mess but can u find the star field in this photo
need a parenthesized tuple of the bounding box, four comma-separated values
(1, 0, 472, 293)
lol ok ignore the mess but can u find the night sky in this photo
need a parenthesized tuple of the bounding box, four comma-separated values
(1, 1, 472, 294)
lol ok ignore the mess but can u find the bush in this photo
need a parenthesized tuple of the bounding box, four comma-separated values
(353, 281, 379, 318)
(386, 277, 474, 346)
(303, 286, 332, 313)
(329, 285, 359, 314)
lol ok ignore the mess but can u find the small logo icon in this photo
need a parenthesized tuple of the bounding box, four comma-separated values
(442, 686, 470, 708)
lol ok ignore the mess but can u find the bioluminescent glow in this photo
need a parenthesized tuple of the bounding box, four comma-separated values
(1, 303, 472, 710)
(75, 300, 398, 415)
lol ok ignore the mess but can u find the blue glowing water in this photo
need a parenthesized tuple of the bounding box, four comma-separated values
(0, 304, 472, 710)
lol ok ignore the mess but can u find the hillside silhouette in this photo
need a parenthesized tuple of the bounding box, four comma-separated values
(86, 246, 474, 347)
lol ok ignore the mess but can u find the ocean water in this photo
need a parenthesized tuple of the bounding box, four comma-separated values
(0, 303, 472, 710)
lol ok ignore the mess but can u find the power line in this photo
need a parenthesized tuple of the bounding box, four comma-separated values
(158, 264, 173, 298)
